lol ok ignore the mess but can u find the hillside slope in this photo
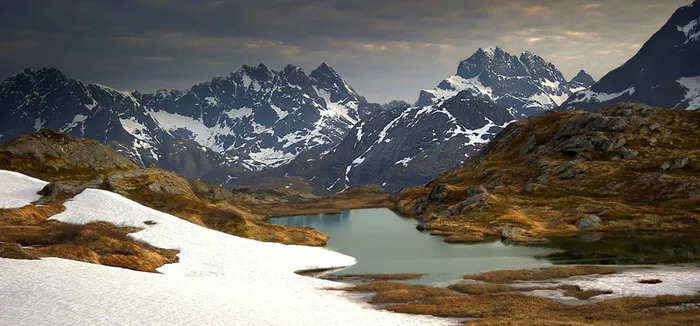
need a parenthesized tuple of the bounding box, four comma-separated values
(397, 103, 700, 243)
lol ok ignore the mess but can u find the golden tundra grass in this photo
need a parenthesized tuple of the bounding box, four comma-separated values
(338, 266, 700, 325)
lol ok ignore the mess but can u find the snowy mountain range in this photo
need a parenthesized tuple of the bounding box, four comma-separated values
(416, 47, 595, 119)
(560, 0, 700, 111)
(209, 48, 590, 193)
(0, 64, 380, 178)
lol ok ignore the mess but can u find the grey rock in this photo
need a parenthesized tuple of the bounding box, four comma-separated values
(660, 161, 673, 171)
(617, 147, 639, 159)
(671, 156, 690, 170)
(575, 214, 602, 229)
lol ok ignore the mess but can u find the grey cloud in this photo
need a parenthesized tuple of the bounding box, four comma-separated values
(0, 0, 692, 103)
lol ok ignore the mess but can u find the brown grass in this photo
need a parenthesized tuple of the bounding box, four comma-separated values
(340, 281, 456, 305)
(0, 242, 37, 259)
(448, 283, 514, 295)
(341, 278, 700, 325)
(0, 203, 66, 225)
(463, 266, 617, 283)
(329, 273, 424, 281)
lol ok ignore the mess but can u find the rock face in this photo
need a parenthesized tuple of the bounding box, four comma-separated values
(417, 47, 595, 118)
(0, 64, 380, 179)
(560, 1, 700, 111)
(396, 102, 700, 241)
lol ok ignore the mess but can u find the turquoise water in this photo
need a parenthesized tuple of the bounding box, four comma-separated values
(269, 208, 558, 284)
(270, 208, 700, 284)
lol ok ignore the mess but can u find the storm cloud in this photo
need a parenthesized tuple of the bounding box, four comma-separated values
(0, 0, 691, 103)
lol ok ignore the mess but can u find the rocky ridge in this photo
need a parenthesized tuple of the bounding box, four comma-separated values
(397, 103, 700, 243)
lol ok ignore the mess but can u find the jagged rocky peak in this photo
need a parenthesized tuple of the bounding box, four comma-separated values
(418, 46, 587, 117)
(457, 46, 527, 79)
(570, 70, 595, 84)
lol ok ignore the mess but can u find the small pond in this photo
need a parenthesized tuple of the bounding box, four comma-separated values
(270, 208, 700, 284)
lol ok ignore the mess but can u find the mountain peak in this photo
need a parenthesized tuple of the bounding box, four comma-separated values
(568, 70, 596, 89)
(310, 62, 341, 83)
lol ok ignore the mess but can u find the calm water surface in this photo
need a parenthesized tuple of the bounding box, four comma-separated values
(270, 208, 700, 284)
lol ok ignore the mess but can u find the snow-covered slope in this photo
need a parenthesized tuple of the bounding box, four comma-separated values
(0, 170, 446, 326)
(417, 47, 594, 119)
(560, 1, 700, 111)
(0, 170, 48, 208)
(0, 64, 380, 178)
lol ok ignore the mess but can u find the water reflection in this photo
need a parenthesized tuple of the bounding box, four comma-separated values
(535, 233, 700, 265)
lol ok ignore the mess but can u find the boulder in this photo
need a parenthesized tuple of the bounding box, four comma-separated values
(575, 215, 602, 229)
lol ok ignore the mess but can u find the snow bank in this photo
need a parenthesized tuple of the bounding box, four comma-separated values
(0, 170, 447, 326)
(0, 170, 48, 209)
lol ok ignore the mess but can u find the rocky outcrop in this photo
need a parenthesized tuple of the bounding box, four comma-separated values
(1, 129, 138, 171)
(396, 103, 700, 242)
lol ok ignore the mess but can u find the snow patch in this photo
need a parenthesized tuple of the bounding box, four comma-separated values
(0, 170, 48, 209)
(677, 76, 700, 110)
(569, 87, 635, 104)
(677, 19, 700, 44)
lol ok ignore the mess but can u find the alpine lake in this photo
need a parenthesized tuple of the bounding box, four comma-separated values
(269, 208, 700, 284)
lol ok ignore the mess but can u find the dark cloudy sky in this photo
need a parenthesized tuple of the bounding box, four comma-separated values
(0, 0, 691, 103)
